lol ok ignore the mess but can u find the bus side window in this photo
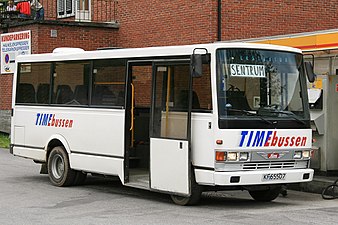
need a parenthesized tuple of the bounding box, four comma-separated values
(191, 63, 212, 111)
(55, 85, 74, 104)
(74, 85, 88, 105)
(36, 83, 50, 104)
(16, 63, 51, 105)
(175, 90, 200, 109)
(92, 59, 126, 107)
(53, 61, 90, 105)
(17, 83, 36, 103)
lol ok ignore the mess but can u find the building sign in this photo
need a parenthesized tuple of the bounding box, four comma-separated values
(1, 30, 31, 74)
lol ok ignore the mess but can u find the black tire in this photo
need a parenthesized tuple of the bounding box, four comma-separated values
(170, 172, 202, 206)
(73, 171, 87, 186)
(249, 185, 282, 202)
(47, 146, 76, 187)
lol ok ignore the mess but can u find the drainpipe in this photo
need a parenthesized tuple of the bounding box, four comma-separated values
(217, 0, 222, 41)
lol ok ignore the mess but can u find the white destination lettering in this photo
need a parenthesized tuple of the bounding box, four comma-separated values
(230, 64, 266, 78)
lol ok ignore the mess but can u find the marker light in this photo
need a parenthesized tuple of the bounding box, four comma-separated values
(294, 151, 302, 159)
(227, 152, 238, 161)
(215, 151, 226, 161)
(216, 140, 223, 145)
(239, 152, 249, 161)
(302, 150, 310, 159)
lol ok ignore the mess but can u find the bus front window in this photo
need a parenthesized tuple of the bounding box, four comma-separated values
(216, 48, 310, 129)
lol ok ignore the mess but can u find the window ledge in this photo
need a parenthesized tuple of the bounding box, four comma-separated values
(1, 19, 120, 29)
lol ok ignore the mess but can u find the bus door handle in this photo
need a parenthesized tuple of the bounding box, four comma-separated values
(130, 83, 135, 131)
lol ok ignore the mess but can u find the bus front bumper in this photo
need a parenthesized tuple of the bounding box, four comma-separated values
(195, 168, 314, 186)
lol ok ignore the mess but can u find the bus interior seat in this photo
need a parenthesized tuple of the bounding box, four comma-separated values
(17, 83, 36, 103)
(55, 85, 74, 104)
(175, 90, 200, 109)
(74, 85, 88, 105)
(36, 83, 50, 104)
(226, 90, 251, 110)
(92, 85, 115, 105)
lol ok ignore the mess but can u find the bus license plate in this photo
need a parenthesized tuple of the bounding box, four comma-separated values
(262, 173, 286, 181)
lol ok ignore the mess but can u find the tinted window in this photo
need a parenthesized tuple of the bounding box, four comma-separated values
(16, 63, 51, 104)
(92, 59, 126, 107)
(53, 61, 90, 105)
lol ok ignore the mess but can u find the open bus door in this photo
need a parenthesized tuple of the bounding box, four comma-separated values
(150, 61, 192, 197)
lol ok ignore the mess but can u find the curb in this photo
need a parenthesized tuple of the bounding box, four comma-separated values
(289, 176, 338, 194)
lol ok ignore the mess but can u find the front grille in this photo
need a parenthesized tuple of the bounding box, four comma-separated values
(243, 160, 298, 170)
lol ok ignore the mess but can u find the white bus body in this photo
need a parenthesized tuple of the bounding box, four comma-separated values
(11, 43, 314, 205)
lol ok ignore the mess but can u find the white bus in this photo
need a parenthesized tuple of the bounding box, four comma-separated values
(11, 43, 315, 205)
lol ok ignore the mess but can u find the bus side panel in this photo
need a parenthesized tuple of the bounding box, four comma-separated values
(70, 153, 124, 182)
(12, 106, 125, 176)
(191, 113, 214, 169)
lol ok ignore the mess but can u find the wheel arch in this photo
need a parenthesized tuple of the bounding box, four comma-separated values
(45, 134, 71, 161)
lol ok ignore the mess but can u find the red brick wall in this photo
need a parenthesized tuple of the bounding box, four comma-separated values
(35, 25, 117, 53)
(0, 74, 13, 110)
(117, 0, 338, 46)
(221, 0, 338, 41)
(117, 0, 217, 48)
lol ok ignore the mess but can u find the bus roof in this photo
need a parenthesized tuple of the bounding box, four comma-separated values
(16, 42, 302, 63)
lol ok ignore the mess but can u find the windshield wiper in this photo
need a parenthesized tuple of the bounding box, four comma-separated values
(258, 106, 306, 125)
(273, 110, 306, 125)
(225, 108, 273, 125)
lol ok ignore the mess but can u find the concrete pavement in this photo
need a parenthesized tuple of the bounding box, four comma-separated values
(1, 147, 336, 197)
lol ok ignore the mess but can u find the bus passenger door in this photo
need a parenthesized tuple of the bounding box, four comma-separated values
(150, 62, 191, 196)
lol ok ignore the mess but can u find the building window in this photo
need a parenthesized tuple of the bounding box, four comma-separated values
(76, 0, 91, 21)
(58, 0, 75, 18)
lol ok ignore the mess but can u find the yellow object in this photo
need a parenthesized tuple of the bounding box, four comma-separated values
(254, 30, 338, 51)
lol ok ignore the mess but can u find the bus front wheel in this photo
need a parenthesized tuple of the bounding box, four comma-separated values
(249, 185, 282, 202)
(170, 176, 202, 206)
(47, 146, 76, 187)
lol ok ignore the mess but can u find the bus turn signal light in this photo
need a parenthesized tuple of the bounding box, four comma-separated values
(216, 140, 223, 145)
(215, 151, 225, 161)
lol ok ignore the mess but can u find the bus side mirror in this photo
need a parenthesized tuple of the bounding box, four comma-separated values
(191, 54, 203, 78)
(305, 61, 316, 83)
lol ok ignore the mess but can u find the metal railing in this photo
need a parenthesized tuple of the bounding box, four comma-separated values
(1, 0, 118, 24)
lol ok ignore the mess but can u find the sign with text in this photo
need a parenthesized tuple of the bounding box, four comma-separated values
(1, 30, 31, 74)
(230, 64, 266, 78)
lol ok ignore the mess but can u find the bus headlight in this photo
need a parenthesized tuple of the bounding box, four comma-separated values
(239, 152, 249, 161)
(302, 150, 310, 159)
(227, 152, 238, 161)
(294, 151, 302, 159)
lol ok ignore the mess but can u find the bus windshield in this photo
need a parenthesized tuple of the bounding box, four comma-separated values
(216, 48, 310, 129)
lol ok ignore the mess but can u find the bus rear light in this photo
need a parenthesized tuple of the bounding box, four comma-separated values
(215, 151, 226, 161)
(216, 140, 223, 145)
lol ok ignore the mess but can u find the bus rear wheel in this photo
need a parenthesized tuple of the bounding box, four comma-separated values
(249, 185, 282, 202)
(47, 146, 76, 187)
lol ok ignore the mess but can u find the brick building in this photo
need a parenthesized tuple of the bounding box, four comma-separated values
(0, 0, 337, 133)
